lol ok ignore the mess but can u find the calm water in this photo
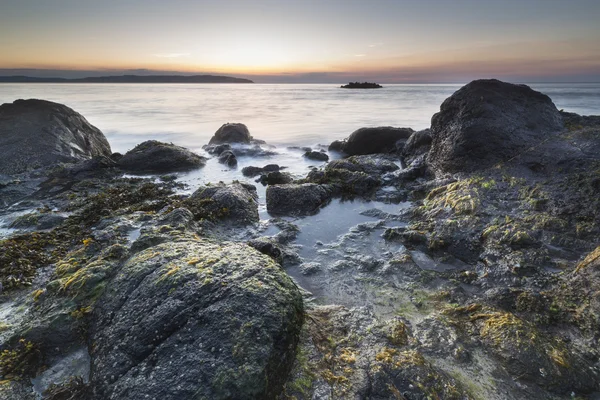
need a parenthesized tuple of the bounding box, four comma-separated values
(1, 83, 599, 153)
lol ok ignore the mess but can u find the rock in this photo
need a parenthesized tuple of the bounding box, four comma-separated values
(307, 154, 399, 196)
(402, 129, 432, 164)
(257, 171, 293, 186)
(9, 212, 66, 231)
(303, 151, 329, 162)
(331, 127, 414, 156)
(0, 99, 112, 175)
(217, 150, 237, 167)
(118, 140, 206, 173)
(247, 238, 283, 264)
(202, 143, 231, 156)
(209, 123, 252, 144)
(187, 182, 259, 224)
(266, 184, 332, 216)
(427, 79, 564, 173)
(328, 140, 345, 152)
(299, 262, 321, 275)
(89, 239, 303, 399)
(157, 207, 196, 230)
(242, 164, 281, 177)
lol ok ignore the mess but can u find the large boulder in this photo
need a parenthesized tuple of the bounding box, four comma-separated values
(187, 182, 259, 224)
(329, 126, 414, 155)
(118, 140, 206, 173)
(209, 123, 252, 144)
(0, 99, 111, 175)
(266, 183, 332, 216)
(427, 79, 564, 173)
(89, 239, 303, 399)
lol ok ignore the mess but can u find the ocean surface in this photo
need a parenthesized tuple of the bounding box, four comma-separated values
(1, 83, 599, 153)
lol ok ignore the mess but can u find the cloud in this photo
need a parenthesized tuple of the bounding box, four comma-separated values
(368, 43, 383, 48)
(354, 54, 366, 57)
(152, 53, 191, 58)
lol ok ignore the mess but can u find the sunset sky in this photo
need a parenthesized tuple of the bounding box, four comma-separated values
(1, 0, 599, 82)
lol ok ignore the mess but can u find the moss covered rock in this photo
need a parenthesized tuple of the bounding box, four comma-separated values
(89, 239, 303, 399)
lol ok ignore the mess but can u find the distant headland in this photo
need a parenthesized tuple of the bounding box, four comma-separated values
(341, 82, 382, 89)
(0, 75, 254, 84)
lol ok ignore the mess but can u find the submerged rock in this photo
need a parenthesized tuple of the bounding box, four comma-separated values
(0, 99, 112, 175)
(118, 140, 206, 173)
(187, 182, 259, 224)
(209, 123, 252, 144)
(89, 239, 303, 399)
(427, 79, 564, 173)
(266, 183, 332, 216)
(330, 126, 414, 156)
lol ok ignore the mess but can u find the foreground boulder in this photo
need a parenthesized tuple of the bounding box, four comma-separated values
(329, 126, 413, 155)
(186, 182, 259, 224)
(118, 140, 206, 173)
(266, 183, 332, 215)
(90, 239, 303, 399)
(209, 123, 252, 144)
(427, 79, 564, 173)
(0, 99, 111, 175)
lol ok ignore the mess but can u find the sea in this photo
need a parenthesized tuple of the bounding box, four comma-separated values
(1, 83, 599, 154)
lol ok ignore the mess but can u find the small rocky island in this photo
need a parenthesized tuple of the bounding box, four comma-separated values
(1, 79, 599, 400)
(340, 81, 382, 89)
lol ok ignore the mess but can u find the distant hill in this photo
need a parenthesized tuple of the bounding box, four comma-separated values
(0, 75, 254, 83)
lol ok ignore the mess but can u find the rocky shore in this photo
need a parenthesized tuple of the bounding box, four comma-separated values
(0, 79, 599, 399)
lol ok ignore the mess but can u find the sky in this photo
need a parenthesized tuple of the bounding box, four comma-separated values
(1, 0, 599, 83)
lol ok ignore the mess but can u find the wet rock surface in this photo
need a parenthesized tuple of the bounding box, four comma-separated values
(1, 82, 600, 400)
(90, 239, 303, 400)
(0, 99, 112, 175)
(118, 140, 206, 173)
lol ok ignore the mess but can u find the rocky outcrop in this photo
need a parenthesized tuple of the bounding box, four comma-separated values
(89, 239, 303, 399)
(266, 183, 332, 216)
(257, 171, 293, 186)
(329, 127, 413, 156)
(0, 99, 111, 175)
(118, 140, 206, 173)
(427, 79, 564, 173)
(186, 182, 259, 224)
(209, 123, 252, 144)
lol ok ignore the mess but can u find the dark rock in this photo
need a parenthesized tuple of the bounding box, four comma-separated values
(331, 127, 414, 156)
(266, 183, 332, 216)
(217, 150, 237, 167)
(328, 140, 345, 152)
(187, 182, 259, 224)
(118, 140, 206, 173)
(402, 129, 432, 164)
(247, 237, 283, 264)
(89, 239, 303, 399)
(242, 164, 281, 177)
(202, 143, 231, 156)
(257, 171, 293, 186)
(209, 123, 252, 144)
(307, 154, 399, 196)
(9, 212, 66, 231)
(0, 99, 112, 175)
(157, 207, 196, 229)
(340, 82, 382, 89)
(303, 151, 329, 162)
(427, 79, 564, 173)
